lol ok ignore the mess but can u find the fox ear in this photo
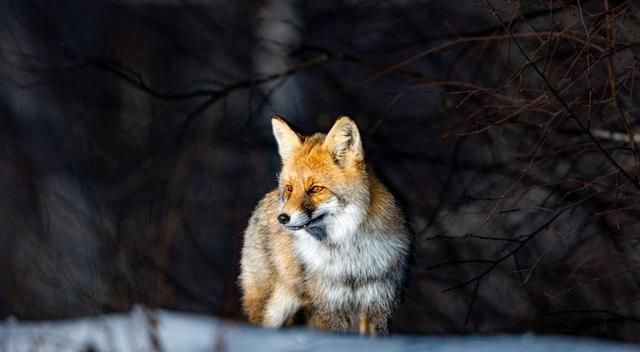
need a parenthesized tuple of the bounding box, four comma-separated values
(323, 116, 363, 167)
(271, 115, 301, 161)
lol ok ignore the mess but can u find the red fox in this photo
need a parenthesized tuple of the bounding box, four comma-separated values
(239, 115, 411, 335)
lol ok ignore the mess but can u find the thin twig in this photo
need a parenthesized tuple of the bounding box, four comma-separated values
(483, 0, 640, 190)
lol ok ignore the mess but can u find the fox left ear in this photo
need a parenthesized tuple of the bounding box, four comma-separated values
(271, 115, 301, 161)
(323, 116, 364, 167)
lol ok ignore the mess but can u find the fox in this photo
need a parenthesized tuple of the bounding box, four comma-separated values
(238, 115, 411, 335)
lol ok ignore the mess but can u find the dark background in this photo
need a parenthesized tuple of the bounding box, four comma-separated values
(1, 0, 640, 343)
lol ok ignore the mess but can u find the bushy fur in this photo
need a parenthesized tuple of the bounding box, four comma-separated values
(239, 115, 411, 335)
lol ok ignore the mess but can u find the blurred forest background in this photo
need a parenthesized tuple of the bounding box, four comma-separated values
(1, 0, 640, 343)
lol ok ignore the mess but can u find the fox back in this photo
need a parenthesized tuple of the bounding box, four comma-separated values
(239, 116, 411, 335)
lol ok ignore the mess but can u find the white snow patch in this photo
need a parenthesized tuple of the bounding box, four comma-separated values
(2, 306, 640, 352)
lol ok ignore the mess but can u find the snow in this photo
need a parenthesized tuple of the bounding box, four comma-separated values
(1, 307, 639, 352)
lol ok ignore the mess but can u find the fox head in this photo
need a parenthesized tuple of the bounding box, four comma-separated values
(271, 115, 370, 241)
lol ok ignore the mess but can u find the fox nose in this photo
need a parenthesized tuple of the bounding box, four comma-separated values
(277, 213, 290, 224)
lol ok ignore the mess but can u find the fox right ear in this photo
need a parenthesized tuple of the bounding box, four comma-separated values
(271, 115, 301, 161)
(323, 116, 363, 168)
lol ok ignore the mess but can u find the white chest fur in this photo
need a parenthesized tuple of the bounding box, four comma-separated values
(291, 209, 406, 309)
(292, 228, 400, 279)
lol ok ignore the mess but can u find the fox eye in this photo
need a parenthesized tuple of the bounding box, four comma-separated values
(309, 185, 325, 193)
(282, 184, 293, 200)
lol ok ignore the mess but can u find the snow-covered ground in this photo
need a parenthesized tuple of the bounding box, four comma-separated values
(2, 307, 639, 352)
